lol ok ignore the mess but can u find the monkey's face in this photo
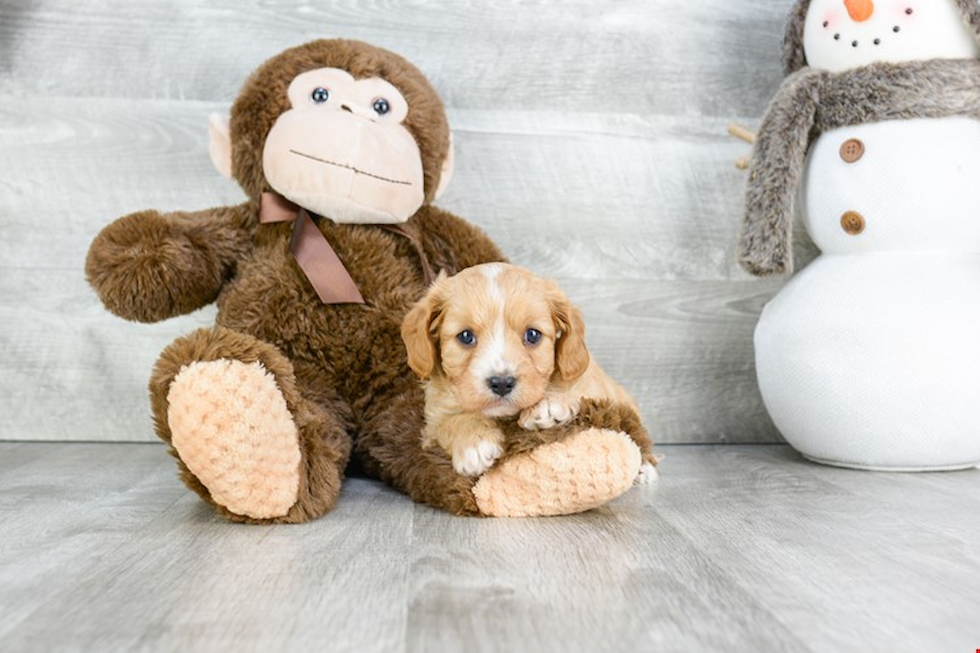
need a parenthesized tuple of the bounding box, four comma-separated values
(262, 67, 426, 224)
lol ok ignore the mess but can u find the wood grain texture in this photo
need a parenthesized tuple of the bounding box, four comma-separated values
(650, 447, 980, 653)
(2, 442, 978, 652)
(0, 443, 415, 651)
(0, 0, 786, 116)
(0, 1, 812, 443)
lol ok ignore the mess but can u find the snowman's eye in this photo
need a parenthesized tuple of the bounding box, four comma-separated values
(906, 8, 913, 15)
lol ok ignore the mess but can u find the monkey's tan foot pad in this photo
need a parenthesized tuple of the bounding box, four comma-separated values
(167, 359, 301, 519)
(472, 428, 641, 517)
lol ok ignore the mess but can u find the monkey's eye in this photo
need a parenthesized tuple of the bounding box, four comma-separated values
(524, 328, 542, 346)
(372, 97, 391, 115)
(311, 87, 330, 104)
(456, 330, 477, 347)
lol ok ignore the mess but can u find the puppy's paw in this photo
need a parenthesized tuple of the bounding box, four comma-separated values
(453, 438, 504, 477)
(635, 462, 659, 485)
(518, 396, 581, 430)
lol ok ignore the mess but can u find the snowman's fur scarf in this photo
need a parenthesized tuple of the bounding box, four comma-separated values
(741, 58, 980, 275)
(782, 0, 980, 74)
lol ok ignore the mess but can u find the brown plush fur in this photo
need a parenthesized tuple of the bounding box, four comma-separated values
(86, 205, 255, 322)
(86, 39, 644, 522)
(741, 59, 980, 275)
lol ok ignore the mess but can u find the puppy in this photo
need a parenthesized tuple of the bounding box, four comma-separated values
(401, 262, 657, 481)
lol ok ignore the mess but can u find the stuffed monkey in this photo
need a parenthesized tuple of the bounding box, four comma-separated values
(86, 39, 648, 522)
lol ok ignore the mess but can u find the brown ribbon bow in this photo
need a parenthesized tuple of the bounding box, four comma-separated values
(259, 192, 435, 305)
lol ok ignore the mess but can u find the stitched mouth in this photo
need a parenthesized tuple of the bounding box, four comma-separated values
(289, 150, 413, 186)
(830, 25, 902, 48)
(833, 34, 888, 47)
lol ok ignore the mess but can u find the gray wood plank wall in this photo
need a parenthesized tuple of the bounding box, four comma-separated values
(0, 0, 810, 443)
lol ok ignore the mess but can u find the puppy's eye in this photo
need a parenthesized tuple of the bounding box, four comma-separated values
(524, 328, 542, 346)
(456, 330, 477, 347)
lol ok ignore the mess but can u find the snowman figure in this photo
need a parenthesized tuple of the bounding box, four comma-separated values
(741, 0, 980, 470)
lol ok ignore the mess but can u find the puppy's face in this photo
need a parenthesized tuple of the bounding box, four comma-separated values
(402, 263, 590, 417)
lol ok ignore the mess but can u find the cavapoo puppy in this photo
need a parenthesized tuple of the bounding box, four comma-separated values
(401, 262, 657, 481)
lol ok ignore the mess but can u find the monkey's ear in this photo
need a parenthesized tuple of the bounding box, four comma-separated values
(208, 113, 233, 179)
(433, 132, 454, 200)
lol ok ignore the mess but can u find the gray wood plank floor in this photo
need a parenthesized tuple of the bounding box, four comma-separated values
(1, 443, 977, 653)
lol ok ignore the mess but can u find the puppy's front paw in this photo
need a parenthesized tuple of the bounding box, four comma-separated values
(518, 396, 581, 430)
(453, 439, 504, 477)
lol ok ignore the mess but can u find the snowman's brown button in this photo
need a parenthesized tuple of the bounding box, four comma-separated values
(840, 138, 865, 163)
(841, 211, 865, 235)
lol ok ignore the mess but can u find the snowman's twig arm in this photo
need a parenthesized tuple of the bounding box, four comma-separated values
(727, 124, 757, 144)
(728, 124, 756, 169)
(740, 69, 827, 276)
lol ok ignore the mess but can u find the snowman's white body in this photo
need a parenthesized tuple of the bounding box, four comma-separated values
(755, 116, 980, 469)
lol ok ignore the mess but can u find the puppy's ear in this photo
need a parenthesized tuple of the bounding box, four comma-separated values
(549, 285, 590, 381)
(401, 275, 447, 378)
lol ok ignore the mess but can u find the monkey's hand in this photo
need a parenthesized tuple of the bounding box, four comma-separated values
(85, 204, 253, 323)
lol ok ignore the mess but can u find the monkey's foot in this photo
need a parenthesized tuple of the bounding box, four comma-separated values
(472, 428, 641, 517)
(167, 359, 301, 519)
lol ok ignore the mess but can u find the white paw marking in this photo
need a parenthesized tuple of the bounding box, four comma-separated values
(518, 396, 581, 430)
(453, 438, 504, 477)
(635, 462, 659, 485)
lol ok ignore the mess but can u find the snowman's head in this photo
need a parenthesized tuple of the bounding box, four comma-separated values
(784, 0, 980, 73)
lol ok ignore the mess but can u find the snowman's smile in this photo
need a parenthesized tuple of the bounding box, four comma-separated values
(820, 5, 913, 50)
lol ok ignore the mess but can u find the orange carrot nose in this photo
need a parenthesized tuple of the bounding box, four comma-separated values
(844, 0, 875, 22)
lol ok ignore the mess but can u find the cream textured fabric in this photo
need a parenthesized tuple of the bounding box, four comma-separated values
(472, 428, 641, 517)
(168, 360, 302, 518)
(756, 254, 980, 470)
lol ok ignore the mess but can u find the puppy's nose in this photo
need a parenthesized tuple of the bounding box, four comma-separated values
(487, 375, 516, 397)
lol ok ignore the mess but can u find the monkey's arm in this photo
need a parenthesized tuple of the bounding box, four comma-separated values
(85, 203, 255, 323)
(740, 68, 826, 276)
(412, 205, 507, 275)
